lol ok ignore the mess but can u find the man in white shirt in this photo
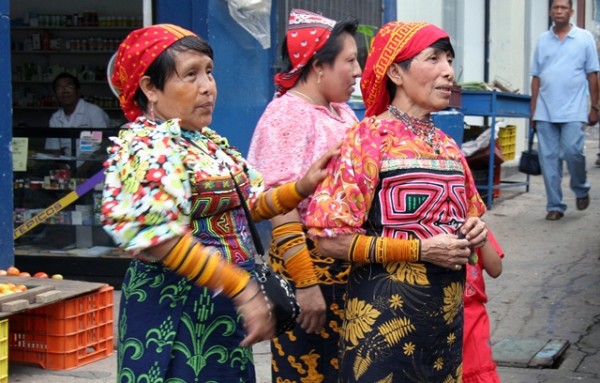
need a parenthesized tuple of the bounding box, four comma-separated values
(45, 73, 111, 156)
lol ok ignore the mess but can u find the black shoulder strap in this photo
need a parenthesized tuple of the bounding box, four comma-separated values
(184, 135, 265, 256)
(229, 173, 265, 256)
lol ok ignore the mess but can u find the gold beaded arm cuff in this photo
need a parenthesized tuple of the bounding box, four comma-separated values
(348, 234, 421, 263)
(272, 222, 319, 288)
(251, 181, 306, 221)
(162, 233, 250, 298)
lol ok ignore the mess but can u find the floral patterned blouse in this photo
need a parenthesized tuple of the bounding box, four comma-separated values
(101, 117, 264, 264)
(306, 116, 486, 238)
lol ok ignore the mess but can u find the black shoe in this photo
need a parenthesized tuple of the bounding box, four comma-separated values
(576, 194, 590, 210)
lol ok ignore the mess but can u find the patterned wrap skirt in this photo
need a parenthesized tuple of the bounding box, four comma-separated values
(269, 236, 350, 383)
(338, 261, 465, 382)
(117, 259, 255, 383)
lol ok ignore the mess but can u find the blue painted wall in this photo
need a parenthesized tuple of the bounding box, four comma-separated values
(155, 0, 274, 155)
(0, 0, 14, 268)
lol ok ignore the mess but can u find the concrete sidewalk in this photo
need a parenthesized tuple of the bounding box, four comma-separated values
(7, 132, 600, 382)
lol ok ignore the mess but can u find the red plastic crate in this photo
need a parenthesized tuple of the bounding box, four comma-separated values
(8, 285, 114, 370)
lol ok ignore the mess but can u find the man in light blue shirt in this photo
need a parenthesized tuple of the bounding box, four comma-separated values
(530, 0, 598, 220)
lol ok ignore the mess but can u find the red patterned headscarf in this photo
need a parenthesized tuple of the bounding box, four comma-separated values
(360, 21, 449, 117)
(110, 24, 197, 121)
(274, 9, 336, 94)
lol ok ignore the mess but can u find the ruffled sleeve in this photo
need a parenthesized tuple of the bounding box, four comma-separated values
(306, 117, 384, 238)
(101, 118, 192, 254)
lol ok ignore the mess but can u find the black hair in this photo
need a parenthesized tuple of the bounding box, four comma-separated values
(552, 0, 573, 8)
(52, 72, 80, 93)
(385, 37, 455, 101)
(133, 35, 214, 113)
(279, 16, 359, 84)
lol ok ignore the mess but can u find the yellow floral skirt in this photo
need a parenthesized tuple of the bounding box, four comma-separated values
(269, 237, 350, 383)
(338, 262, 465, 382)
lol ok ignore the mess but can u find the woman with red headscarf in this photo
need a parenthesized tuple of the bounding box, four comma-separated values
(101, 24, 337, 382)
(305, 21, 488, 381)
(248, 9, 361, 382)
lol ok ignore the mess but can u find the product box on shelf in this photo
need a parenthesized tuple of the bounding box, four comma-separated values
(8, 285, 114, 370)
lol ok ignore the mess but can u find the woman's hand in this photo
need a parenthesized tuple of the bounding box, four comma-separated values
(296, 143, 341, 196)
(295, 285, 326, 335)
(233, 280, 275, 347)
(420, 234, 471, 271)
(457, 217, 488, 249)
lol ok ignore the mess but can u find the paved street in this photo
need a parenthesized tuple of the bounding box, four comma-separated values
(7, 130, 600, 383)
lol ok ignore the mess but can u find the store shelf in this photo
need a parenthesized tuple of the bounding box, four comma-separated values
(13, 80, 109, 84)
(13, 106, 120, 111)
(11, 23, 129, 127)
(12, 50, 115, 55)
(11, 26, 135, 31)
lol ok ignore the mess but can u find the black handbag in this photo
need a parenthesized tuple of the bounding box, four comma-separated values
(519, 130, 542, 175)
(230, 175, 300, 336)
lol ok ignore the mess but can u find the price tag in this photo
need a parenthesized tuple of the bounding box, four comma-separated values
(79, 131, 103, 155)
(12, 137, 29, 171)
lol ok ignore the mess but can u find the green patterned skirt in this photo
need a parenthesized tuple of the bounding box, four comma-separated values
(117, 259, 255, 383)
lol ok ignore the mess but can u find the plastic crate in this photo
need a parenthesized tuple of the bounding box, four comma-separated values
(499, 144, 515, 160)
(8, 285, 114, 370)
(498, 126, 516, 160)
(498, 125, 516, 138)
(0, 319, 8, 383)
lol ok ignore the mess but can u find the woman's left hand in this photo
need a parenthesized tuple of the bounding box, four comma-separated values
(458, 217, 488, 249)
(296, 143, 341, 196)
(234, 280, 275, 347)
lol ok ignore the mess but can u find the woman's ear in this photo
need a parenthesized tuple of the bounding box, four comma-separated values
(386, 63, 404, 87)
(139, 76, 158, 103)
(311, 60, 326, 81)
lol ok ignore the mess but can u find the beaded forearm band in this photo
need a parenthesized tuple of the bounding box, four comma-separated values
(252, 181, 306, 221)
(162, 233, 250, 298)
(272, 222, 318, 288)
(348, 234, 421, 263)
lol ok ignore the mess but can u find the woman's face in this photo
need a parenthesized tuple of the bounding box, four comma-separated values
(153, 50, 217, 130)
(320, 33, 362, 103)
(397, 47, 454, 115)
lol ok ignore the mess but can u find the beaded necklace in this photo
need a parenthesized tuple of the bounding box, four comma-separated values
(289, 89, 335, 114)
(388, 104, 441, 154)
(181, 129, 203, 142)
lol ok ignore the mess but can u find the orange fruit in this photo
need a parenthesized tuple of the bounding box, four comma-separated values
(33, 272, 48, 278)
(13, 284, 27, 292)
(6, 266, 20, 276)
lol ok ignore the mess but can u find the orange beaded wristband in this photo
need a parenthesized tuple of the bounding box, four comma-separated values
(348, 234, 421, 263)
(273, 222, 318, 288)
(162, 233, 250, 298)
